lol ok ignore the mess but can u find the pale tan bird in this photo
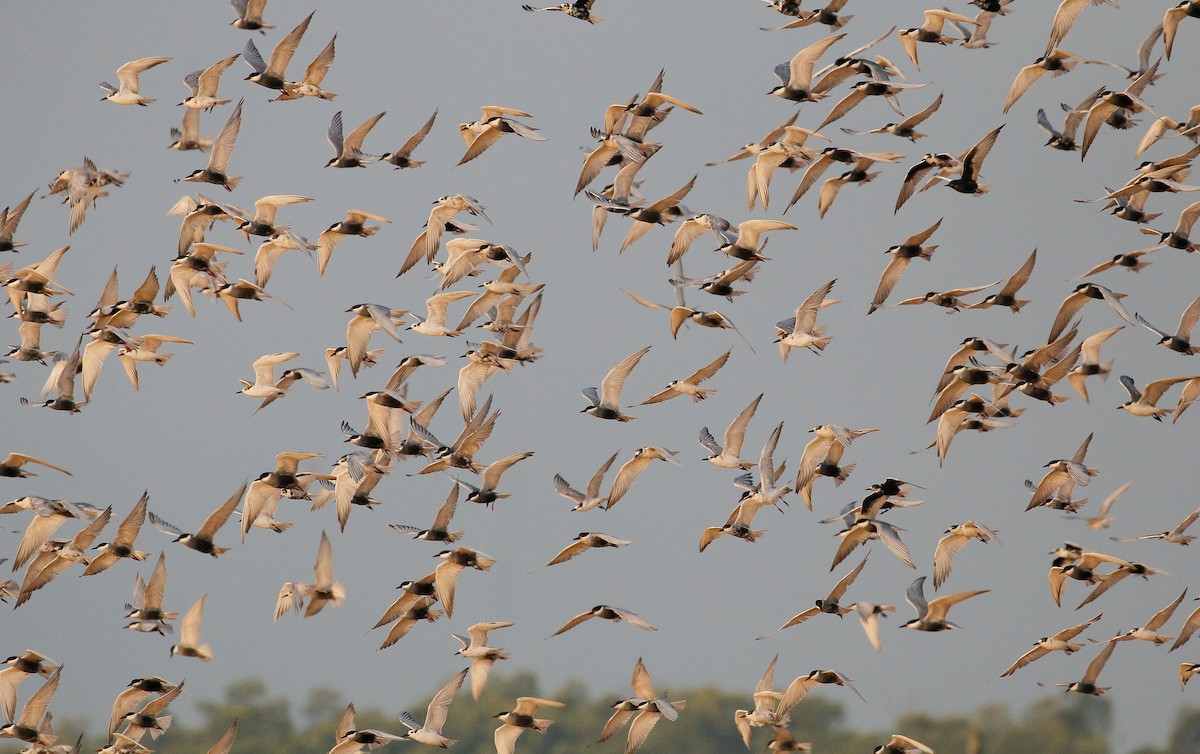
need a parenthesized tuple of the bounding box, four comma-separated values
(274, 33, 337, 101)
(397, 668, 467, 747)
(767, 33, 846, 103)
(493, 697, 566, 754)
(390, 485, 463, 543)
(854, 602, 894, 653)
(147, 483, 245, 557)
(699, 393, 762, 469)
(177, 99, 244, 190)
(413, 397, 501, 475)
(1164, 1, 1200, 58)
(734, 656, 788, 746)
(0, 190, 35, 252)
(0, 453, 70, 479)
(5, 496, 101, 571)
(382, 109, 438, 169)
(1108, 589, 1187, 645)
(759, 555, 868, 639)
(243, 11, 312, 89)
(547, 532, 634, 566)
(1046, 0, 1118, 55)
(868, 218, 942, 314)
(841, 92, 944, 142)
(433, 545, 496, 619)
(1084, 481, 1132, 531)
(932, 521, 997, 590)
(1067, 326, 1123, 403)
(551, 605, 657, 636)
(77, 493, 148, 577)
(118, 334, 193, 391)
(604, 660, 684, 754)
(0, 652, 59, 726)
(581, 345, 652, 422)
(327, 111, 386, 168)
(452, 622, 513, 701)
(1000, 613, 1101, 677)
(1181, 663, 1200, 689)
(277, 531, 345, 619)
(967, 249, 1037, 311)
(106, 677, 175, 741)
(169, 107, 212, 151)
(587, 175, 696, 254)
(1080, 62, 1161, 160)
(1047, 550, 1133, 607)
(895, 280, 1000, 311)
(1134, 105, 1200, 156)
(454, 258, 539, 332)
(639, 348, 731, 405)
(1003, 50, 1098, 114)
(1056, 642, 1118, 695)
(1112, 506, 1200, 545)
(1118, 373, 1200, 420)
(786, 148, 903, 214)
(458, 106, 546, 165)
(170, 595, 212, 660)
(124, 553, 177, 634)
(16, 506, 112, 606)
(117, 680, 185, 742)
(898, 10, 977, 70)
(1170, 598, 1200, 652)
(902, 576, 988, 631)
(0, 667, 61, 746)
(746, 127, 827, 212)
(1026, 432, 1098, 511)
(553, 450, 620, 512)
(317, 210, 390, 276)
(776, 279, 837, 359)
(398, 194, 490, 277)
(100, 56, 171, 105)
(817, 81, 928, 132)
(345, 303, 406, 377)
(180, 53, 240, 110)
(777, 670, 864, 715)
(232, 0, 272, 31)
(873, 734, 934, 754)
(605, 446, 681, 509)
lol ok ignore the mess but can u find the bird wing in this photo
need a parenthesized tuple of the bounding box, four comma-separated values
(116, 57, 170, 94)
(551, 609, 595, 636)
(197, 482, 247, 540)
(925, 588, 990, 622)
(207, 99, 244, 174)
(179, 594, 206, 645)
(344, 112, 386, 153)
(424, 667, 467, 732)
(598, 346, 651, 409)
(265, 12, 313, 77)
(301, 34, 336, 85)
(787, 33, 846, 89)
(1080, 640, 1117, 684)
(396, 109, 439, 157)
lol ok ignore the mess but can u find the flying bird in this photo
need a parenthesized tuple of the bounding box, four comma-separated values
(902, 576, 988, 631)
(99, 57, 171, 106)
(550, 605, 657, 636)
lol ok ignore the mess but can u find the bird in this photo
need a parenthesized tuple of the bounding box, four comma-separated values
(1080, 62, 1161, 159)
(0, 190, 35, 252)
(605, 446, 681, 509)
(3, 496, 103, 571)
(522, 1, 601, 24)
(458, 106, 546, 165)
(1025, 432, 1099, 511)
(1046, 0, 1119, 53)
(767, 34, 845, 102)
(967, 249, 1037, 312)
(1067, 326, 1124, 403)
(327, 111, 386, 168)
(117, 679, 185, 741)
(492, 697, 566, 754)
(895, 281, 1000, 311)
(841, 92, 944, 142)
(936, 124, 1004, 195)
(587, 175, 696, 253)
(581, 345, 651, 421)
(872, 734, 935, 754)
(0, 651, 60, 725)
(16, 505, 112, 607)
(281, 531, 345, 618)
(273, 33, 336, 101)
(546, 532, 634, 566)
(412, 398, 502, 476)
(0, 453, 70, 479)
(170, 594, 212, 660)
(1109, 590, 1187, 645)
(759, 555, 869, 639)
(1047, 550, 1133, 607)
(553, 450, 620, 512)
(106, 677, 176, 741)
(1118, 373, 1200, 421)
(99, 57, 171, 106)
(1164, 1, 1200, 58)
(1133, 295, 1200, 354)
(1000, 613, 1102, 677)
(551, 605, 657, 636)
(854, 602, 895, 653)
(451, 451, 534, 508)
(776, 279, 836, 358)
(398, 194, 491, 277)
(1047, 282, 1132, 343)
(451, 622, 513, 701)
(0, 667, 61, 746)
(389, 486, 463, 543)
(1056, 642, 1118, 695)
(433, 545, 496, 618)
(932, 521, 997, 590)
(734, 655, 788, 745)
(398, 668, 468, 747)
(315, 210, 390, 276)
(382, 109, 438, 169)
(177, 99, 243, 190)
(147, 482, 246, 556)
(1003, 50, 1098, 114)
(600, 659, 684, 754)
(123, 552, 177, 633)
(231, 0, 272, 31)
(902, 576, 988, 631)
(699, 393, 762, 469)
(868, 218, 941, 314)
(242, 11, 313, 89)
(1111, 506, 1200, 545)
(639, 348, 731, 405)
(238, 351, 300, 399)
(1140, 199, 1200, 252)
(179, 53, 240, 110)
(898, 10, 978, 70)
(1085, 481, 1133, 531)
(169, 106, 212, 152)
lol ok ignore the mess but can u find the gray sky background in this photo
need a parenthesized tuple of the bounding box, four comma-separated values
(3, 2, 1200, 753)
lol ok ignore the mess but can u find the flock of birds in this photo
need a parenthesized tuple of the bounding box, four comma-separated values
(5, 1, 1200, 753)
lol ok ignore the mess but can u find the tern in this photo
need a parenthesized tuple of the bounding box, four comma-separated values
(243, 12, 312, 89)
(582, 346, 651, 421)
(398, 668, 468, 747)
(452, 622, 513, 700)
(902, 576, 988, 631)
(553, 450, 620, 512)
(148, 482, 246, 557)
(100, 57, 171, 106)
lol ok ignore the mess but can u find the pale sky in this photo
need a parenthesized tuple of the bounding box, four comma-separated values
(3, 2, 1200, 753)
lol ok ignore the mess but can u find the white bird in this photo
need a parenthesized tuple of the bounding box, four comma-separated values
(170, 594, 213, 660)
(180, 53, 240, 110)
(398, 668, 468, 747)
(274, 33, 337, 101)
(493, 697, 566, 754)
(327, 111, 386, 168)
(605, 447, 681, 509)
(1000, 613, 1102, 677)
(582, 346, 652, 422)
(553, 450, 620, 512)
(238, 351, 299, 399)
(699, 393, 762, 469)
(452, 622, 513, 701)
(932, 521, 998, 590)
(100, 57, 171, 106)
(901, 576, 988, 631)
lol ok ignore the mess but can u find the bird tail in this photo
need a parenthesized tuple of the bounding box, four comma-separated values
(210, 545, 230, 557)
(149, 717, 172, 739)
(197, 644, 213, 661)
(532, 719, 555, 733)
(691, 388, 716, 402)
(224, 176, 244, 191)
(270, 521, 293, 533)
